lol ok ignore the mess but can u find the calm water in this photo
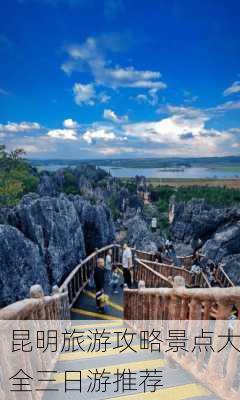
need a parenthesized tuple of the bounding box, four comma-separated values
(100, 166, 240, 179)
(36, 164, 240, 179)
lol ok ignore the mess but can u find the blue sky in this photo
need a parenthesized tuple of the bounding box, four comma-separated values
(0, 0, 240, 158)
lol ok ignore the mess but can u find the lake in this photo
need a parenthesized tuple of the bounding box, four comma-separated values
(100, 166, 240, 179)
(35, 163, 240, 179)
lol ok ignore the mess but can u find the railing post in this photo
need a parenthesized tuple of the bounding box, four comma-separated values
(30, 284, 45, 320)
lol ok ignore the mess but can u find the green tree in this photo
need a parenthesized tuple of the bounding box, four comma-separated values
(0, 145, 39, 206)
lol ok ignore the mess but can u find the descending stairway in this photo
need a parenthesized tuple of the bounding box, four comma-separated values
(1, 244, 237, 399)
(42, 275, 220, 400)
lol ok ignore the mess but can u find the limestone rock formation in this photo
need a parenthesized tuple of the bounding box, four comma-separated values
(6, 193, 86, 285)
(125, 214, 163, 252)
(0, 193, 115, 306)
(170, 198, 240, 283)
(0, 225, 49, 306)
(38, 170, 64, 196)
(71, 195, 115, 253)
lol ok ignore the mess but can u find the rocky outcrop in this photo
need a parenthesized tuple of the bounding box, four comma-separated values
(7, 193, 86, 285)
(125, 215, 163, 252)
(71, 195, 115, 254)
(38, 170, 65, 196)
(221, 254, 240, 285)
(0, 225, 49, 306)
(170, 198, 240, 283)
(0, 193, 115, 306)
(202, 221, 240, 262)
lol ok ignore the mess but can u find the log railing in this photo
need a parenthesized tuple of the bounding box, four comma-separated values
(134, 259, 173, 288)
(124, 284, 240, 320)
(134, 249, 196, 269)
(0, 284, 70, 320)
(141, 260, 194, 287)
(215, 265, 234, 287)
(135, 259, 211, 289)
(124, 284, 240, 400)
(177, 254, 195, 268)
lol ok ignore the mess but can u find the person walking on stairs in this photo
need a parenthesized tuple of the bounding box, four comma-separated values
(105, 249, 112, 283)
(94, 257, 106, 312)
(110, 265, 120, 294)
(122, 243, 133, 288)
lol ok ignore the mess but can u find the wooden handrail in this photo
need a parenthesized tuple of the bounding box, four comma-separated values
(217, 265, 235, 287)
(124, 285, 240, 400)
(134, 258, 173, 288)
(0, 286, 70, 320)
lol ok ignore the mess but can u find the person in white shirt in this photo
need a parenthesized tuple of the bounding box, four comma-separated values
(105, 249, 112, 283)
(122, 243, 133, 288)
(190, 264, 201, 274)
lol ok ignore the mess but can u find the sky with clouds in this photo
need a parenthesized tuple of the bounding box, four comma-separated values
(0, 0, 240, 159)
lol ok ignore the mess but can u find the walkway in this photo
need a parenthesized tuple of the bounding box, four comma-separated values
(43, 274, 220, 400)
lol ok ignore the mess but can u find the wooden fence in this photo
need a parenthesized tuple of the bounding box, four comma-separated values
(124, 284, 240, 400)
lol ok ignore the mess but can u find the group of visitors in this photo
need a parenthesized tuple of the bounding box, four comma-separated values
(152, 236, 222, 288)
(93, 244, 133, 312)
(154, 238, 180, 266)
(190, 252, 221, 287)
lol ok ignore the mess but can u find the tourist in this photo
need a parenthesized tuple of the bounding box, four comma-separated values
(105, 249, 112, 283)
(122, 243, 133, 288)
(191, 237, 202, 257)
(190, 262, 201, 286)
(154, 246, 162, 263)
(190, 263, 201, 275)
(110, 265, 120, 294)
(165, 237, 172, 250)
(94, 257, 105, 311)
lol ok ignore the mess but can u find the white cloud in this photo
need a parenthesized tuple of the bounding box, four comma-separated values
(62, 36, 166, 90)
(0, 121, 41, 133)
(213, 100, 240, 112)
(99, 92, 111, 103)
(5, 135, 56, 155)
(63, 118, 79, 129)
(96, 66, 166, 89)
(47, 128, 78, 140)
(162, 104, 208, 120)
(125, 116, 205, 144)
(82, 128, 116, 144)
(134, 88, 159, 106)
(183, 90, 199, 103)
(73, 82, 96, 106)
(72, 82, 111, 106)
(223, 81, 240, 96)
(97, 146, 136, 156)
(103, 109, 128, 123)
(123, 104, 234, 156)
